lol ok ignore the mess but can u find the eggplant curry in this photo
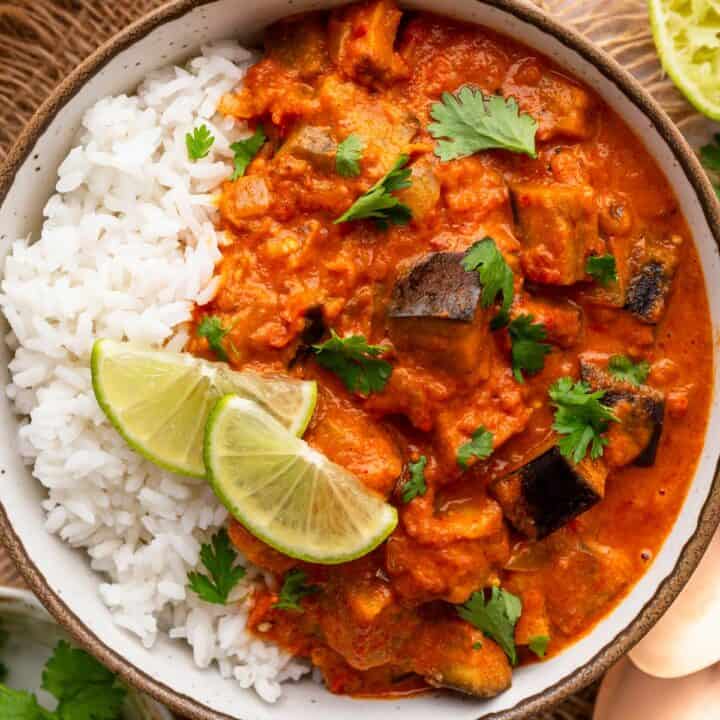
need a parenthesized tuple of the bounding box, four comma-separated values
(188, 0, 713, 699)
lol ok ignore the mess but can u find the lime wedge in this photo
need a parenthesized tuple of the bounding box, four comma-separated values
(649, 0, 720, 119)
(91, 339, 317, 478)
(204, 394, 398, 564)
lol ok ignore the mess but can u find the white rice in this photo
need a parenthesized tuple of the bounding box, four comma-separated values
(0, 43, 310, 702)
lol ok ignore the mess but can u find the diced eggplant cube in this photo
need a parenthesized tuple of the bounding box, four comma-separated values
(265, 13, 328, 79)
(510, 183, 598, 286)
(277, 125, 337, 173)
(579, 357, 665, 467)
(625, 231, 683, 324)
(491, 446, 606, 540)
(388, 252, 490, 378)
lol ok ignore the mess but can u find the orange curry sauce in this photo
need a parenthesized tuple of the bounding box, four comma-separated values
(186, 0, 713, 699)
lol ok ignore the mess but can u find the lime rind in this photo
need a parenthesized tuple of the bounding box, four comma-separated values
(204, 394, 398, 565)
(649, 0, 720, 120)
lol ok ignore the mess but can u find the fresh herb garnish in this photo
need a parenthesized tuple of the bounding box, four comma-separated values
(273, 569, 320, 612)
(461, 237, 515, 328)
(198, 315, 232, 362)
(428, 88, 537, 161)
(608, 355, 650, 386)
(549, 377, 618, 464)
(700, 133, 720, 199)
(0, 640, 126, 720)
(528, 635, 550, 659)
(313, 330, 392, 395)
(472, 641, 483, 651)
(586, 254, 617, 287)
(186, 124, 215, 161)
(230, 125, 266, 181)
(336, 134, 364, 178)
(334, 155, 412, 229)
(458, 587, 523, 665)
(508, 314, 551, 382)
(187, 528, 246, 605)
(402, 456, 427, 503)
(457, 426, 494, 469)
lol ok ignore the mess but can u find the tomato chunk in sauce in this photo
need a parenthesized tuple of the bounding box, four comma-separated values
(187, 0, 712, 699)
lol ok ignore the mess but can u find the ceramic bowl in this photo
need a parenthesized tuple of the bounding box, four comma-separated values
(0, 1, 719, 719)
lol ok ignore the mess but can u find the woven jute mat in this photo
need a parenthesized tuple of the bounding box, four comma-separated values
(0, 1, 713, 718)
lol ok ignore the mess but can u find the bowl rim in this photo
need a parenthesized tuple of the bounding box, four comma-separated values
(0, 0, 719, 718)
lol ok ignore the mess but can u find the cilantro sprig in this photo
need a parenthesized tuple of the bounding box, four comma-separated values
(528, 635, 550, 659)
(428, 88, 537, 161)
(335, 155, 412, 229)
(313, 330, 392, 395)
(187, 528, 246, 605)
(186, 124, 215, 161)
(0, 640, 126, 720)
(457, 426, 494, 469)
(508, 314, 551, 382)
(336, 134, 364, 178)
(549, 377, 618, 464)
(402, 456, 427, 503)
(230, 125, 266, 181)
(197, 315, 234, 362)
(608, 355, 650, 386)
(273, 569, 320, 612)
(458, 587, 523, 665)
(462, 237, 515, 328)
(700, 133, 720, 199)
(586, 254, 617, 287)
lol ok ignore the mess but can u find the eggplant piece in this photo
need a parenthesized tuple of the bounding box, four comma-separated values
(624, 231, 683, 324)
(490, 446, 607, 540)
(510, 183, 598, 286)
(579, 356, 665, 467)
(511, 294, 583, 348)
(582, 235, 631, 308)
(387, 252, 491, 379)
(265, 13, 328, 79)
(276, 124, 337, 174)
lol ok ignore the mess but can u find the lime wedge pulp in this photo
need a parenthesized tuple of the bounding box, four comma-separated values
(204, 394, 398, 564)
(91, 339, 317, 478)
(649, 0, 720, 119)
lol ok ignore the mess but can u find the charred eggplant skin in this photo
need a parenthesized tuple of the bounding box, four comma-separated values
(624, 260, 667, 323)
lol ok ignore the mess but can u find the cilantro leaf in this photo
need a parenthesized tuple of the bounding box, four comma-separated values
(197, 315, 230, 362)
(699, 134, 720, 198)
(528, 635, 550, 659)
(334, 155, 412, 229)
(402, 456, 427, 503)
(586, 254, 617, 287)
(187, 528, 246, 605)
(336, 134, 364, 178)
(58, 686, 127, 720)
(185, 124, 215, 162)
(428, 87, 537, 161)
(508, 314, 551, 382)
(461, 237, 514, 326)
(313, 330, 392, 395)
(0, 685, 51, 720)
(458, 587, 523, 665)
(608, 355, 650, 386)
(230, 125, 266, 181)
(549, 377, 618, 464)
(273, 569, 320, 612)
(457, 426, 494, 469)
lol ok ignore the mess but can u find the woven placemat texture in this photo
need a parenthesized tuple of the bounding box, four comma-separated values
(0, 1, 714, 718)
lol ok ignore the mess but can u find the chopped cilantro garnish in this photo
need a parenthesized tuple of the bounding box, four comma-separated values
(549, 377, 618, 464)
(273, 569, 320, 613)
(458, 587, 523, 665)
(608, 355, 650, 386)
(428, 88, 537, 161)
(472, 641, 483, 651)
(461, 237, 514, 328)
(230, 125, 266, 181)
(336, 134, 364, 178)
(508, 314, 551, 382)
(313, 330, 392, 395)
(699, 134, 720, 199)
(187, 528, 246, 605)
(186, 124, 215, 161)
(586, 254, 617, 287)
(402, 456, 427, 503)
(334, 155, 412, 229)
(528, 635, 550, 659)
(197, 315, 231, 362)
(457, 426, 494, 469)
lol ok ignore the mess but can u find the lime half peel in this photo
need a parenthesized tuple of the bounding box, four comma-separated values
(203, 394, 398, 565)
(649, 0, 720, 120)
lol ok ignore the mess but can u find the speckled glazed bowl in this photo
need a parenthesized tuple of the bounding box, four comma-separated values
(0, 1, 719, 719)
